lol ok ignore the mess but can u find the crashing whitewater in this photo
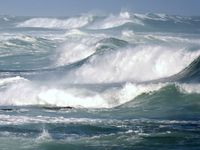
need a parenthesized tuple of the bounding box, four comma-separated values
(1, 11, 200, 150)
(0, 11, 200, 108)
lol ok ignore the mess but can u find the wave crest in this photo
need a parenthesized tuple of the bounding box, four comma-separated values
(69, 46, 200, 83)
(17, 15, 93, 29)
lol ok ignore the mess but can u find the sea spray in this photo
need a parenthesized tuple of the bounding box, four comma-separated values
(0, 11, 200, 149)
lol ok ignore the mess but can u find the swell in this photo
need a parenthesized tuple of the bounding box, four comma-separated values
(118, 84, 200, 119)
(0, 37, 129, 74)
(0, 12, 200, 109)
(1, 41, 200, 83)
(0, 74, 200, 109)
(0, 54, 200, 108)
(7, 12, 199, 33)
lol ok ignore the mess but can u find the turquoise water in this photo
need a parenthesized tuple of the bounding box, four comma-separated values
(0, 12, 200, 149)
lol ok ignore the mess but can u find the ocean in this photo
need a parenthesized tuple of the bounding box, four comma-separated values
(0, 11, 200, 149)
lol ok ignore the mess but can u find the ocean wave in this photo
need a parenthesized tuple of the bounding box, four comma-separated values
(1, 12, 200, 109)
(134, 13, 187, 22)
(0, 76, 27, 86)
(68, 45, 200, 83)
(1, 75, 200, 108)
(0, 76, 165, 108)
(88, 11, 143, 29)
(55, 36, 130, 66)
(55, 32, 106, 66)
(1, 12, 199, 32)
(17, 15, 93, 29)
(0, 33, 53, 51)
(116, 83, 200, 120)
(0, 63, 199, 109)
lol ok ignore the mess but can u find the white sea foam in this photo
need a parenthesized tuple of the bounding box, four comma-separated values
(0, 114, 119, 125)
(1, 12, 200, 109)
(0, 33, 38, 43)
(64, 29, 88, 37)
(36, 129, 52, 141)
(55, 32, 106, 66)
(0, 76, 27, 86)
(0, 77, 108, 107)
(0, 75, 166, 108)
(69, 46, 200, 83)
(3, 17, 9, 21)
(121, 30, 135, 37)
(17, 15, 93, 29)
(103, 82, 166, 106)
(0, 76, 200, 108)
(134, 13, 169, 21)
(88, 11, 143, 29)
(0, 78, 39, 106)
(37, 82, 167, 108)
(0, 81, 110, 108)
(134, 13, 187, 23)
(143, 34, 200, 45)
(55, 41, 95, 66)
(177, 83, 200, 94)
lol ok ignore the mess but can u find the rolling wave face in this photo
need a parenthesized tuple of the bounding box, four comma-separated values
(0, 11, 200, 108)
(118, 84, 200, 120)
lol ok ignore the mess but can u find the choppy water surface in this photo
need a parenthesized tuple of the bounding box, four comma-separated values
(0, 12, 200, 149)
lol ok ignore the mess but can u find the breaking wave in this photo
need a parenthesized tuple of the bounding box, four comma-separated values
(88, 11, 143, 29)
(17, 15, 93, 29)
(0, 11, 200, 108)
(65, 45, 200, 83)
(0, 75, 200, 108)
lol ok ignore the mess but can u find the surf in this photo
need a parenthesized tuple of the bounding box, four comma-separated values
(0, 12, 200, 109)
